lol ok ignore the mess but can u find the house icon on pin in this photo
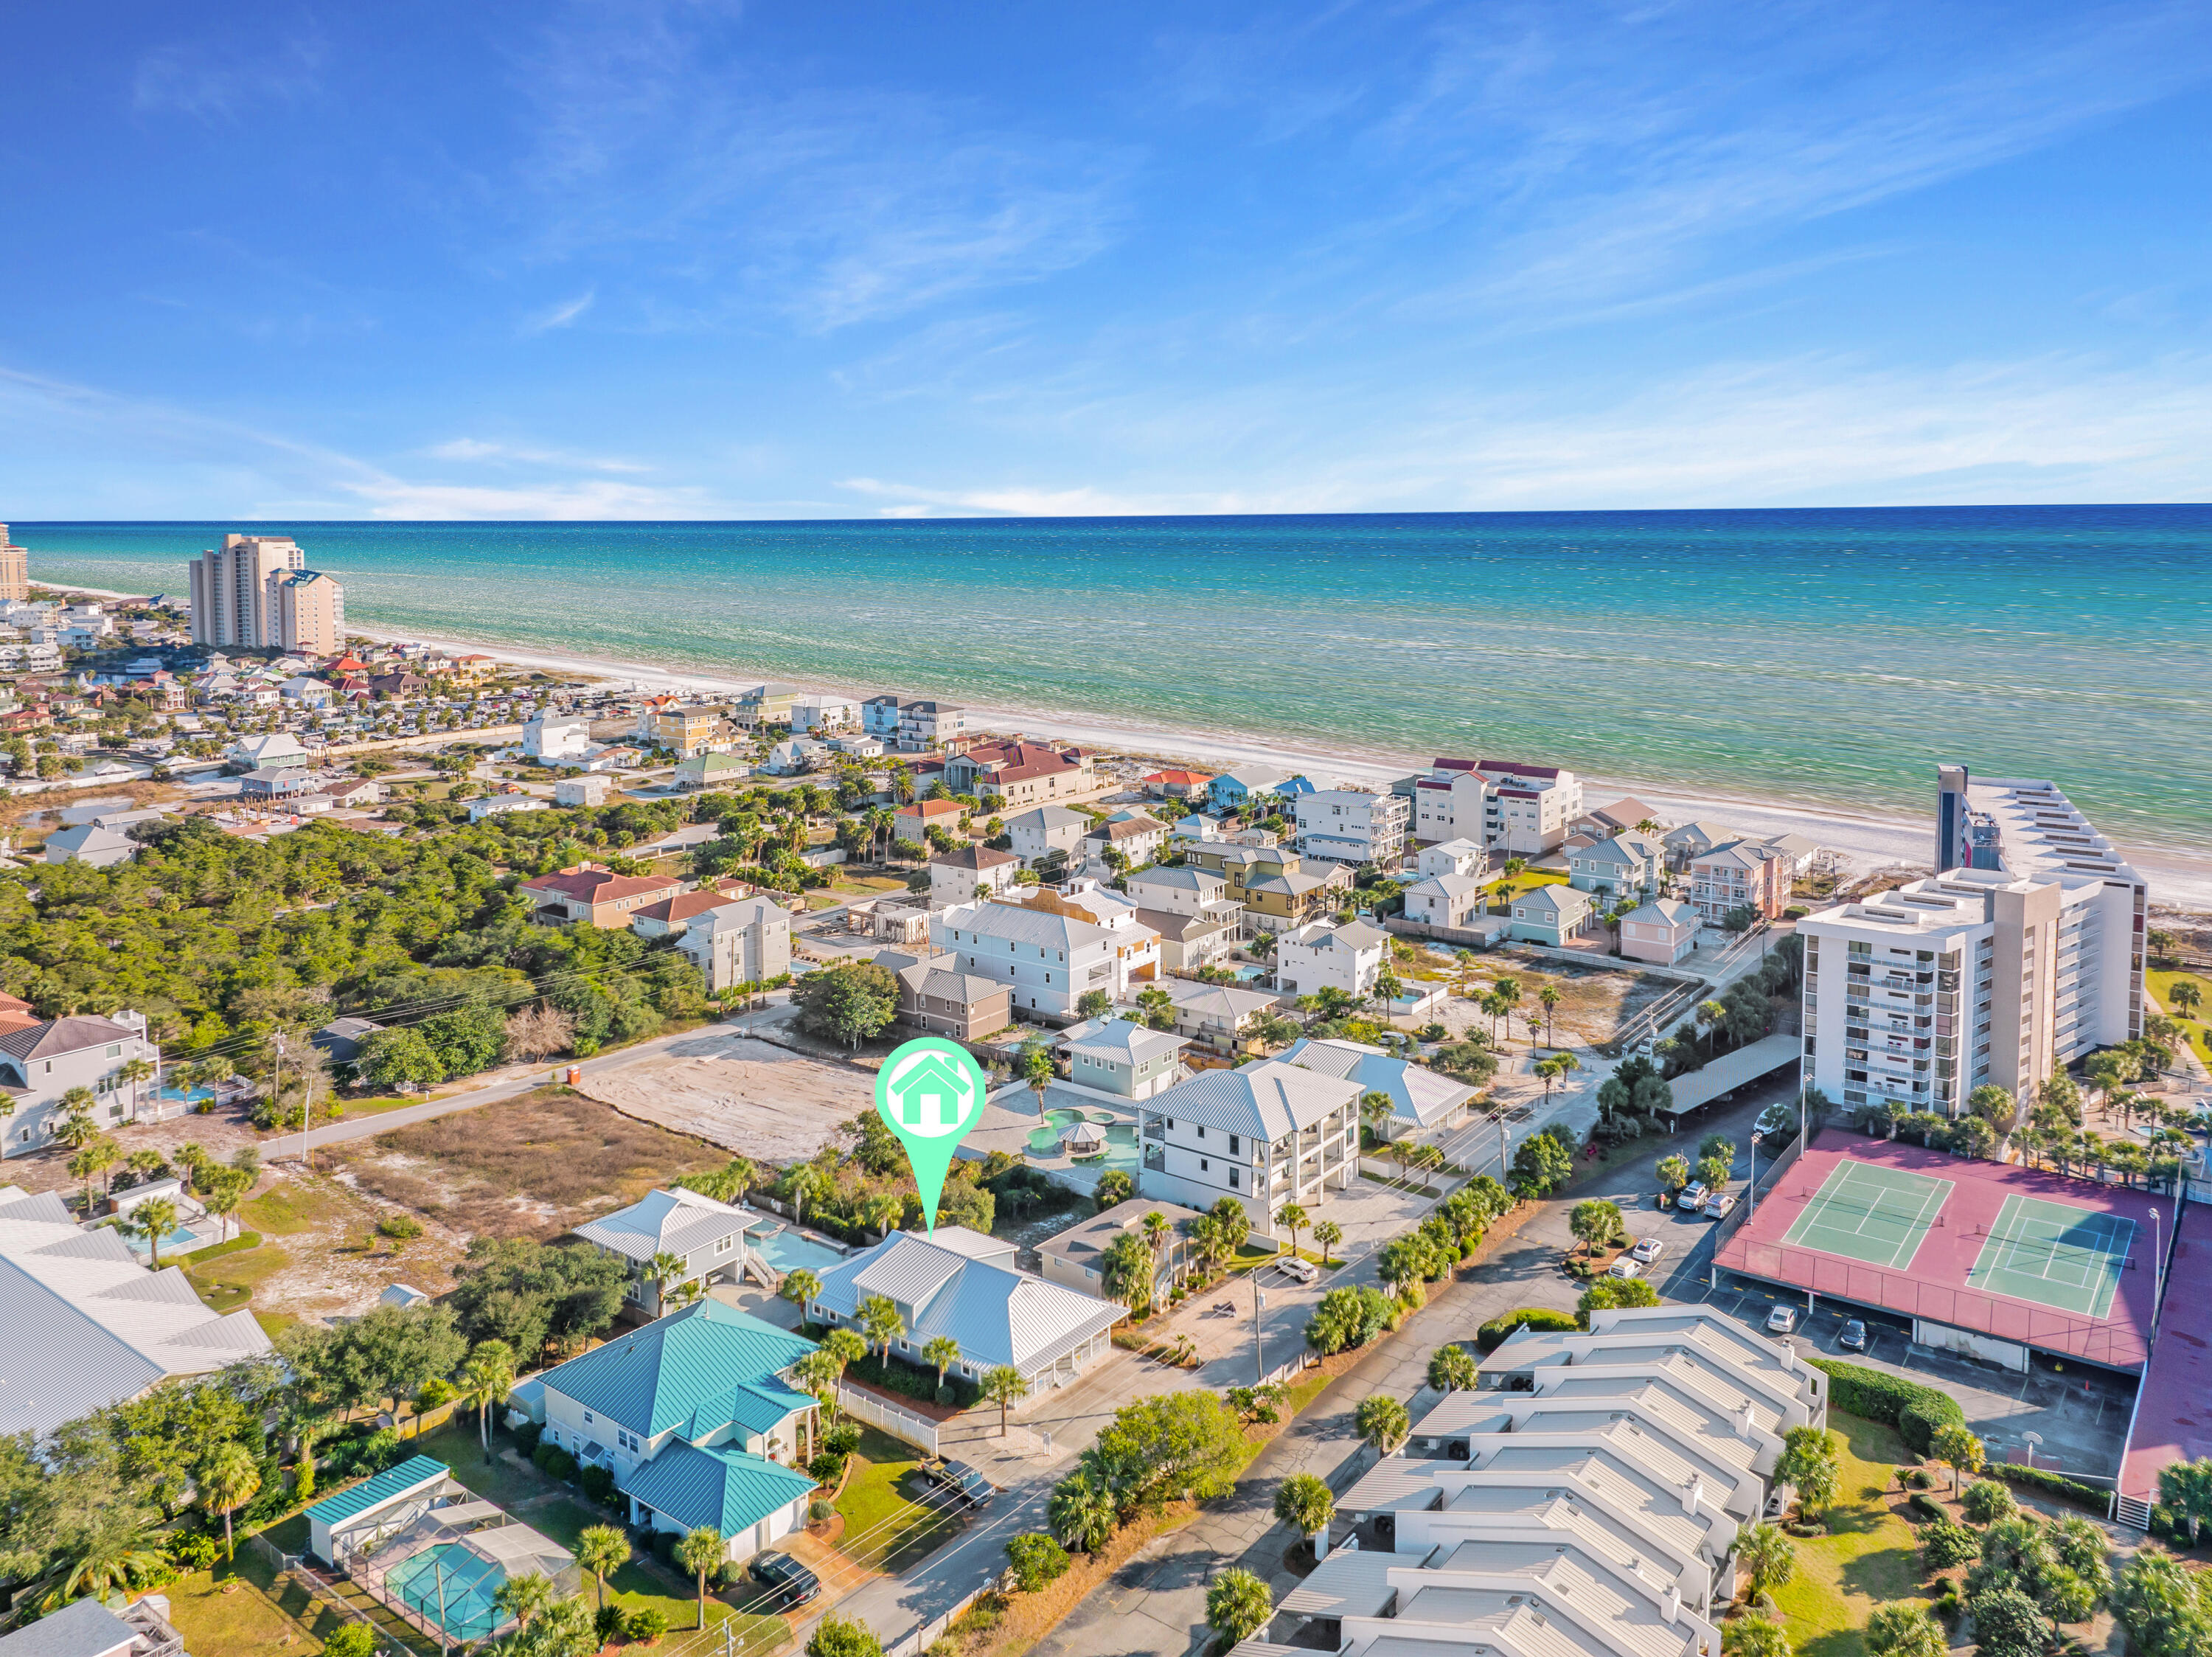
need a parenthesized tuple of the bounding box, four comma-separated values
(886, 1050, 975, 1136)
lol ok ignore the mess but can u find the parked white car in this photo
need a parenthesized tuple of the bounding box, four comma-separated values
(1279, 1256, 1319, 1284)
(1630, 1238, 1666, 1264)
(1705, 1192, 1737, 1219)
(1608, 1257, 1644, 1280)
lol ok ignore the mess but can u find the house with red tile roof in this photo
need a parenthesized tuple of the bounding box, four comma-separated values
(1142, 769, 1216, 802)
(520, 865, 687, 928)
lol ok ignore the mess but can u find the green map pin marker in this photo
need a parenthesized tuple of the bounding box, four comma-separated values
(874, 1037, 991, 1236)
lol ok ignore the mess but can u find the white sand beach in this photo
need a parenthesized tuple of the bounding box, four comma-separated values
(49, 583, 2212, 911)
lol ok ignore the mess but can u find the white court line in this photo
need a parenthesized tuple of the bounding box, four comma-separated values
(1889, 1173, 1953, 1268)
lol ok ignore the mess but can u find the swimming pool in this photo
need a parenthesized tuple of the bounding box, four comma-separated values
(748, 1223, 847, 1276)
(1023, 1108, 1141, 1165)
(386, 1542, 507, 1640)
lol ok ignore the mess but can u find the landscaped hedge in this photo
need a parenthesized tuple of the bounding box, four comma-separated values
(1475, 1306, 1579, 1354)
(1990, 1462, 2108, 1512)
(185, 1231, 264, 1265)
(1808, 1359, 1965, 1455)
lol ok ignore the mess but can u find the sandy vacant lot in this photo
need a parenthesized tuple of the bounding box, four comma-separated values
(577, 1030, 870, 1162)
(331, 1085, 730, 1240)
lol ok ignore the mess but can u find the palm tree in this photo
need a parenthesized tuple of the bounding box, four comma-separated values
(645, 1250, 692, 1313)
(1313, 1219, 1343, 1265)
(981, 1365, 1029, 1436)
(494, 1569, 557, 1630)
(201, 1170, 247, 1242)
(675, 1528, 725, 1630)
(2169, 979, 2203, 1019)
(1049, 1470, 1119, 1553)
(1274, 1473, 1335, 1555)
(1373, 969, 1404, 1026)
(54, 1508, 166, 1610)
(1276, 1202, 1309, 1260)
(822, 1326, 868, 1372)
(780, 1266, 821, 1311)
(1736, 1521, 1797, 1599)
(923, 1336, 961, 1392)
(858, 1293, 905, 1361)
(1354, 1394, 1411, 1457)
(1538, 984, 1560, 1045)
(53, 1111, 100, 1153)
(1427, 1343, 1479, 1392)
(1695, 998, 1728, 1052)
(1359, 1089, 1394, 1145)
(1023, 1043, 1057, 1117)
(130, 1195, 181, 1266)
(459, 1339, 516, 1461)
(576, 1524, 629, 1612)
(118, 1056, 156, 1116)
(201, 1441, 262, 1562)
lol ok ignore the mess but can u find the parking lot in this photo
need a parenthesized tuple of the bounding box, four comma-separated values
(1699, 1272, 2133, 1484)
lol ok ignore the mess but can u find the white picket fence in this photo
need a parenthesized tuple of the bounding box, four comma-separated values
(838, 1383, 939, 1456)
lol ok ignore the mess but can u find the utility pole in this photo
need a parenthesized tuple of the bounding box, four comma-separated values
(271, 1032, 285, 1153)
(299, 1060, 315, 1170)
(1747, 1130, 1764, 1218)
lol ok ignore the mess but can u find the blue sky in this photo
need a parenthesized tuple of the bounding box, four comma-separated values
(4, 0, 2210, 518)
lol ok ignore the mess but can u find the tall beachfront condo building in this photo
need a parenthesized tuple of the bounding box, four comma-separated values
(189, 533, 305, 647)
(274, 569, 345, 656)
(0, 527, 27, 602)
(1406, 757, 1584, 854)
(1798, 768, 2145, 1120)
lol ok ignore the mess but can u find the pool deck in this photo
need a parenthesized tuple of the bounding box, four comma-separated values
(960, 1083, 1143, 1195)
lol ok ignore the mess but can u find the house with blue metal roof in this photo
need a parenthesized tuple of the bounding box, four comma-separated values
(529, 1301, 823, 1566)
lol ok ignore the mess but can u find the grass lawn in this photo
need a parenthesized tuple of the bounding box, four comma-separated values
(184, 1237, 291, 1316)
(1767, 1410, 1927, 1657)
(164, 1549, 370, 1657)
(240, 1180, 355, 1237)
(1485, 870, 1571, 898)
(834, 1427, 963, 1571)
(2148, 970, 2212, 1065)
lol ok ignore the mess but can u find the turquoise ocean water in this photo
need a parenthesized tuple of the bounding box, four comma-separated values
(14, 508, 2211, 849)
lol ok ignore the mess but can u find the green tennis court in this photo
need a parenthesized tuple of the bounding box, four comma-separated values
(1966, 1195, 2134, 1318)
(1779, 1158, 1953, 1268)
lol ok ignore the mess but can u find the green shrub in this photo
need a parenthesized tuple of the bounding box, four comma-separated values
(1991, 1462, 2108, 1511)
(809, 1451, 849, 1484)
(1475, 1306, 1579, 1354)
(532, 1442, 577, 1481)
(167, 1532, 221, 1571)
(809, 1497, 835, 1523)
(1006, 1532, 1071, 1593)
(511, 1421, 543, 1457)
(824, 1423, 861, 1457)
(580, 1463, 618, 1506)
(596, 1605, 628, 1647)
(1919, 1518, 1979, 1570)
(1809, 1359, 1964, 1454)
(1908, 1492, 1948, 1523)
(377, 1214, 425, 1240)
(624, 1606, 667, 1644)
(1961, 1479, 2017, 1526)
(323, 1627, 378, 1657)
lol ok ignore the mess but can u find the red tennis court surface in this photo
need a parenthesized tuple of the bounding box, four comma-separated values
(2119, 1201, 2212, 1520)
(1717, 1129, 2163, 1370)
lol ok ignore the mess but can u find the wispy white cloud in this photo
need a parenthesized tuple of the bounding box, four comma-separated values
(502, 3, 1133, 331)
(0, 364, 720, 520)
(133, 29, 325, 122)
(835, 351, 2212, 515)
(521, 288, 596, 333)
(421, 437, 648, 473)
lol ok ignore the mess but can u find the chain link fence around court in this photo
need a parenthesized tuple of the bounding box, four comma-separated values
(1722, 1237, 2151, 1368)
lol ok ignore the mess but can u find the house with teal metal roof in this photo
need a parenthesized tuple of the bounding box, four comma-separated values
(529, 1301, 824, 1566)
(303, 1455, 464, 1564)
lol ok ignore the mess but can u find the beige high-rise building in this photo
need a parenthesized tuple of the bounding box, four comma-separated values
(274, 569, 345, 656)
(0, 527, 28, 602)
(1799, 770, 2145, 1122)
(188, 533, 305, 647)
